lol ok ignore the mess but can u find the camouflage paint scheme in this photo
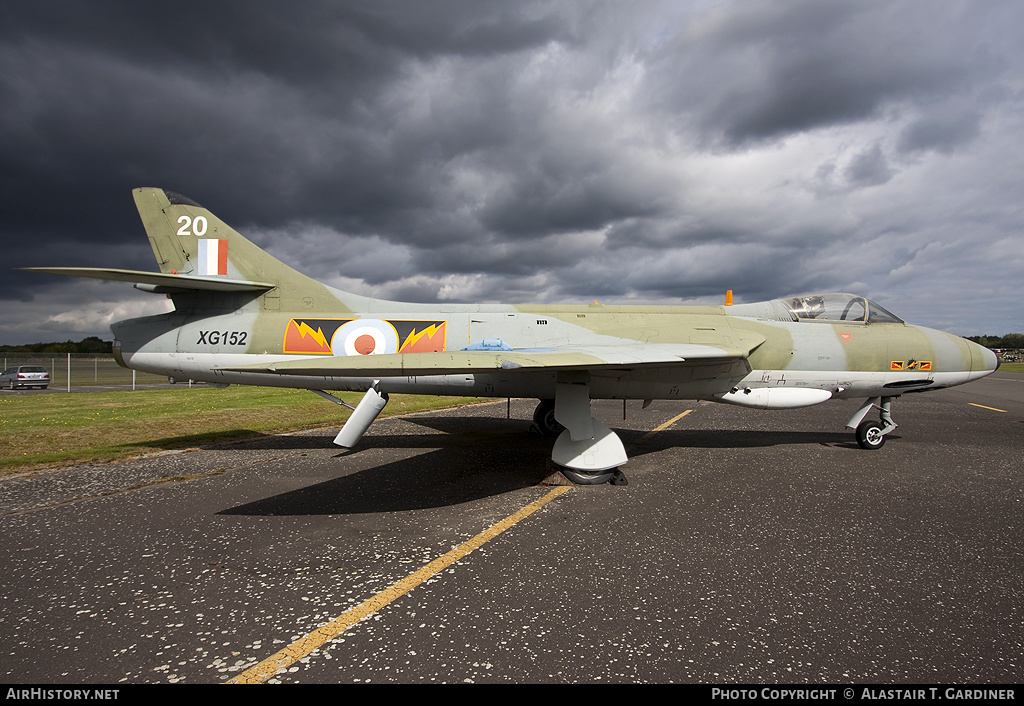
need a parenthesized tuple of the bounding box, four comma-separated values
(25, 188, 999, 479)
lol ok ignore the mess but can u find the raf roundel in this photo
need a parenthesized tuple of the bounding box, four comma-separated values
(331, 319, 399, 356)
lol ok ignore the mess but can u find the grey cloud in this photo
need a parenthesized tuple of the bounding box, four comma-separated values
(648, 1, 1000, 146)
(844, 144, 894, 187)
(898, 110, 982, 155)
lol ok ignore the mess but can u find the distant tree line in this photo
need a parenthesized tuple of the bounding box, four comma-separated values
(0, 336, 113, 354)
(965, 333, 1024, 350)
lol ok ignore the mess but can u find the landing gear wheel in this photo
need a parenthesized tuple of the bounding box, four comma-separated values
(533, 399, 564, 436)
(560, 468, 617, 485)
(856, 420, 886, 450)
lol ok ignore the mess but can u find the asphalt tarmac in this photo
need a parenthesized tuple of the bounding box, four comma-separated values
(1, 373, 1021, 684)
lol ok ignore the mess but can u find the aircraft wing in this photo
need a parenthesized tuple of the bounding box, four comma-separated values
(19, 267, 275, 293)
(219, 337, 765, 377)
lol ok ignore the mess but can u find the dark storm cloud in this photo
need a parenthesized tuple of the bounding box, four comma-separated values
(0, 2, 568, 234)
(649, 0, 995, 146)
(1, 0, 1022, 344)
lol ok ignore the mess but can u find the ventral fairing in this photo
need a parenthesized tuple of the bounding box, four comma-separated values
(25, 188, 999, 485)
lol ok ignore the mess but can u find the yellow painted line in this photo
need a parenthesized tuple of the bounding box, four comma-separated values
(634, 409, 693, 445)
(226, 485, 571, 684)
(969, 403, 1007, 413)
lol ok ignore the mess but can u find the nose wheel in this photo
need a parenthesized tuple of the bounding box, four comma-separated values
(848, 396, 898, 450)
(855, 419, 887, 449)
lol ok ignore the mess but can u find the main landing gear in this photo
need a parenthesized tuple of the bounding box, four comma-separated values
(847, 396, 898, 450)
(532, 385, 629, 486)
(532, 399, 564, 436)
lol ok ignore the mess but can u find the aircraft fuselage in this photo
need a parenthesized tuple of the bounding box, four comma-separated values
(113, 299, 997, 407)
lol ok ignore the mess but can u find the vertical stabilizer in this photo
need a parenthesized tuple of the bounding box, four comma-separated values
(132, 187, 347, 313)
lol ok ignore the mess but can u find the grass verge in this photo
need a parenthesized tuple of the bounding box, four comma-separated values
(0, 386, 484, 475)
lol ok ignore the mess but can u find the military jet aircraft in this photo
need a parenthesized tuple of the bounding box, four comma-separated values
(25, 188, 999, 484)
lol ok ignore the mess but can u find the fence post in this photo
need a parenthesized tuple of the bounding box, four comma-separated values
(67, 353, 71, 393)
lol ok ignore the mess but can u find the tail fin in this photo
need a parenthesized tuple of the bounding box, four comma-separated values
(132, 187, 342, 312)
(24, 188, 351, 314)
(134, 188, 291, 282)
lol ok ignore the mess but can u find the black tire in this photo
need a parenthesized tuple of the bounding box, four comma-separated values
(561, 468, 617, 485)
(533, 399, 564, 436)
(856, 420, 886, 450)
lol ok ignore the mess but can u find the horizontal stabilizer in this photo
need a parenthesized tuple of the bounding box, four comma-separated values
(218, 340, 764, 378)
(20, 267, 275, 293)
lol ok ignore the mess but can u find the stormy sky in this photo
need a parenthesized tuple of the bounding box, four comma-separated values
(2, 0, 1022, 345)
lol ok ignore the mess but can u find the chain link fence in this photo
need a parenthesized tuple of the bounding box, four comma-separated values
(2, 354, 171, 389)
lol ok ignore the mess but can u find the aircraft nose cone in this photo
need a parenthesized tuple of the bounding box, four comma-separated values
(970, 340, 1000, 374)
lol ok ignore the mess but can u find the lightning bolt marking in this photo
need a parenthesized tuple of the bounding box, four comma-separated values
(295, 321, 329, 350)
(399, 323, 444, 352)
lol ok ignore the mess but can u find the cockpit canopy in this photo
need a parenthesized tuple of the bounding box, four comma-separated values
(777, 293, 903, 324)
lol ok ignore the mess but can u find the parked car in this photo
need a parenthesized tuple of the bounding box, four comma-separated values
(1, 365, 50, 389)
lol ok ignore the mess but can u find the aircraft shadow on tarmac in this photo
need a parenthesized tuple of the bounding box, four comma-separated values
(626, 428, 877, 453)
(401, 414, 877, 454)
(218, 448, 551, 517)
(217, 415, 872, 515)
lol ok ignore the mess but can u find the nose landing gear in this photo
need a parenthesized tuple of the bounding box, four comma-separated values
(848, 396, 898, 450)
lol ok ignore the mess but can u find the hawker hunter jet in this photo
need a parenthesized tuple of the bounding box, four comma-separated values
(25, 188, 999, 484)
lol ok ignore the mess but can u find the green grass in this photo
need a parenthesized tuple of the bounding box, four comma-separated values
(0, 386, 484, 475)
(997, 362, 1024, 373)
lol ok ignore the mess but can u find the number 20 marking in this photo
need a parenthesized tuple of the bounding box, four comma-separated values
(176, 215, 208, 237)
